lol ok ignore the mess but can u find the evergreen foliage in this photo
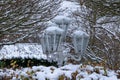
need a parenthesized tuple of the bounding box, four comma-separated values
(0, 58, 58, 68)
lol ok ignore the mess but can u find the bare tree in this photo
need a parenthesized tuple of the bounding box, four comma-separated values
(72, 0, 120, 69)
(0, 0, 61, 46)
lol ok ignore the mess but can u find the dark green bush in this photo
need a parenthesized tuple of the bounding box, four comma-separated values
(0, 61, 6, 68)
(0, 58, 58, 68)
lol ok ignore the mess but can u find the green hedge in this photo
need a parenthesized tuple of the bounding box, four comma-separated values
(0, 58, 57, 68)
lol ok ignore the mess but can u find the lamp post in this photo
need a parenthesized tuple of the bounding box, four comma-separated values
(41, 26, 64, 62)
(53, 15, 71, 40)
(72, 30, 89, 61)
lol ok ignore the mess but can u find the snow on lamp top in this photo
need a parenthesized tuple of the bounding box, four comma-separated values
(72, 30, 89, 38)
(45, 26, 64, 34)
(53, 15, 71, 25)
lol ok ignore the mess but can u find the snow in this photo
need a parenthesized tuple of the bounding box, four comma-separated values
(45, 26, 64, 34)
(72, 30, 89, 38)
(0, 43, 47, 60)
(96, 16, 120, 40)
(52, 15, 71, 25)
(0, 0, 119, 80)
(86, 65, 94, 71)
(60, 1, 80, 16)
(0, 64, 119, 80)
(0, 43, 119, 80)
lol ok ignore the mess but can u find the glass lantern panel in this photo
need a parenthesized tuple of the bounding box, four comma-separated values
(53, 34, 57, 51)
(41, 37, 46, 53)
(55, 34, 61, 51)
(73, 37, 78, 53)
(49, 34, 54, 52)
(77, 37, 82, 53)
(45, 34, 51, 54)
(41, 36, 46, 54)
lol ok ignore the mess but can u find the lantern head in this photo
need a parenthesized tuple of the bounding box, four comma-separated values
(41, 26, 64, 55)
(72, 30, 89, 55)
(52, 15, 71, 40)
(53, 15, 71, 25)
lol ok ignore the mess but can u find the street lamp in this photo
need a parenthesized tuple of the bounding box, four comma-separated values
(41, 26, 64, 62)
(72, 30, 89, 60)
(52, 15, 71, 40)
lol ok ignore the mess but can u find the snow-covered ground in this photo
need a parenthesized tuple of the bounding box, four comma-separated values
(0, 64, 119, 80)
(0, 43, 119, 80)
(0, 43, 46, 60)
